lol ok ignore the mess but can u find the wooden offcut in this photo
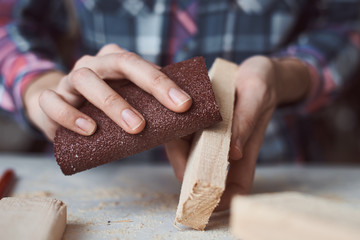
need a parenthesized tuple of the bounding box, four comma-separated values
(175, 58, 238, 230)
(0, 197, 67, 240)
(230, 192, 360, 240)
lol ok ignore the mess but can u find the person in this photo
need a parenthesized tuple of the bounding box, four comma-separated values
(1, 0, 359, 210)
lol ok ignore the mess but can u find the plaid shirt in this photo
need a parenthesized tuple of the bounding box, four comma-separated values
(1, 0, 360, 162)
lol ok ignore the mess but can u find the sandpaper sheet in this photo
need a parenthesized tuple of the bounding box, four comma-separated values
(54, 57, 222, 175)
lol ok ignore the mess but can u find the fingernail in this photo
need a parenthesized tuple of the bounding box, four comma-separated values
(121, 109, 144, 130)
(76, 118, 96, 134)
(169, 88, 191, 106)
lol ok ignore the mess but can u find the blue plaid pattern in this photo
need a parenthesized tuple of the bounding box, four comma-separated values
(1, 0, 360, 162)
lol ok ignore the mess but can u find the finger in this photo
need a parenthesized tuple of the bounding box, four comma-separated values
(216, 110, 273, 211)
(165, 138, 191, 182)
(84, 52, 192, 113)
(72, 44, 127, 73)
(96, 44, 161, 69)
(39, 89, 97, 137)
(67, 67, 145, 134)
(40, 114, 60, 141)
(96, 44, 128, 56)
(229, 79, 268, 160)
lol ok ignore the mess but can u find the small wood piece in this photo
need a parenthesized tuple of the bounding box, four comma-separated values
(230, 192, 360, 240)
(0, 197, 67, 240)
(175, 58, 238, 230)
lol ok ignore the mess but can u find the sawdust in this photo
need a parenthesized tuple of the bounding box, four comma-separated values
(108, 220, 133, 224)
(16, 172, 231, 239)
(78, 187, 179, 213)
(14, 191, 53, 198)
(89, 201, 121, 211)
(136, 223, 144, 229)
(152, 234, 168, 240)
(11, 183, 231, 239)
(128, 192, 179, 211)
(100, 227, 136, 239)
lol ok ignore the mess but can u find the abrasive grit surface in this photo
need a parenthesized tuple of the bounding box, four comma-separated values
(54, 57, 222, 175)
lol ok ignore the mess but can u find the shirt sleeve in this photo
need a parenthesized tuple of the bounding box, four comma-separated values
(0, 0, 67, 127)
(274, 0, 360, 114)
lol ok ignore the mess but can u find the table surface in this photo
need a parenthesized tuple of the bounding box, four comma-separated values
(1, 154, 360, 240)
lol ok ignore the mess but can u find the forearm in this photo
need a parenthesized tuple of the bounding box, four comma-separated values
(272, 57, 311, 106)
(272, 1, 360, 112)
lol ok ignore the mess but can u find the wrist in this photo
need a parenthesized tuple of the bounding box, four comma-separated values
(272, 57, 311, 106)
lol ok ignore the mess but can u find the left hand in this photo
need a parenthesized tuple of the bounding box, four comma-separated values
(23, 44, 192, 140)
(165, 55, 311, 210)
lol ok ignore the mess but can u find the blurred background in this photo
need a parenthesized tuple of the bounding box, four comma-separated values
(0, 113, 49, 153)
(0, 75, 359, 164)
(307, 74, 360, 164)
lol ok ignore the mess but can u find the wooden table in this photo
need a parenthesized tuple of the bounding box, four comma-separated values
(1, 154, 359, 239)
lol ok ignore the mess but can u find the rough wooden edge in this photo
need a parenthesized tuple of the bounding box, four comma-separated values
(230, 192, 360, 240)
(175, 58, 238, 230)
(175, 182, 223, 230)
(0, 197, 67, 240)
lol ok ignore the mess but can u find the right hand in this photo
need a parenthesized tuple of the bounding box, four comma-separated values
(165, 56, 311, 210)
(23, 44, 192, 140)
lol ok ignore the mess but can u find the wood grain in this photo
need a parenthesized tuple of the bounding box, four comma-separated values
(175, 58, 238, 230)
(230, 192, 360, 240)
(0, 197, 67, 240)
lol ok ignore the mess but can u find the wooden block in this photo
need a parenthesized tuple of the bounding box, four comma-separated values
(230, 192, 360, 240)
(0, 198, 67, 240)
(175, 58, 238, 230)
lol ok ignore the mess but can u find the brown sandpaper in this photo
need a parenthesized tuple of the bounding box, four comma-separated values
(54, 57, 222, 175)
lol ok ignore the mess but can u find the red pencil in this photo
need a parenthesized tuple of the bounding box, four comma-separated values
(0, 169, 15, 199)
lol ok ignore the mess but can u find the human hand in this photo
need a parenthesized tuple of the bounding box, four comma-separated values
(165, 56, 311, 210)
(24, 44, 192, 140)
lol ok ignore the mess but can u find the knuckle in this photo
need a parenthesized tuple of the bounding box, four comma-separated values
(149, 74, 169, 93)
(39, 89, 54, 104)
(151, 74, 166, 87)
(70, 68, 92, 86)
(55, 108, 69, 123)
(79, 55, 93, 63)
(101, 43, 119, 52)
(75, 55, 93, 68)
(102, 92, 121, 109)
(118, 51, 138, 63)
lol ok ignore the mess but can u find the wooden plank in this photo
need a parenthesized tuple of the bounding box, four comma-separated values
(175, 58, 238, 230)
(230, 192, 360, 240)
(0, 197, 67, 240)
